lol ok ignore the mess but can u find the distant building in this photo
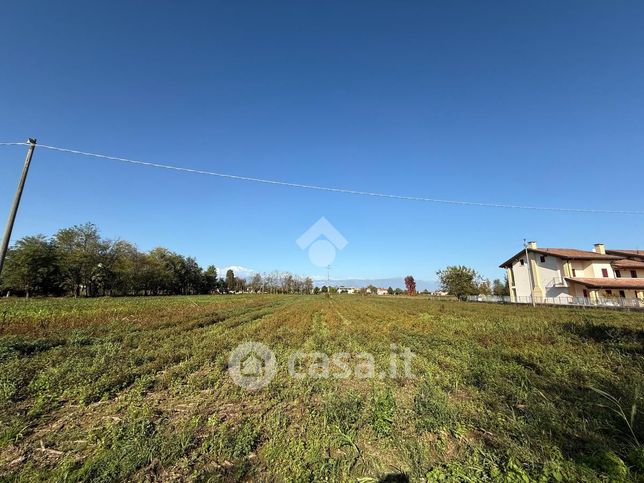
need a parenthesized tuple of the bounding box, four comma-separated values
(337, 286, 357, 294)
(500, 242, 644, 303)
(376, 288, 389, 295)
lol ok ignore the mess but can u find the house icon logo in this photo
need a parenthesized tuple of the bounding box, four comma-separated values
(296, 217, 348, 267)
(228, 342, 277, 390)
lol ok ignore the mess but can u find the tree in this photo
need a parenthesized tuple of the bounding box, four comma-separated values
(234, 276, 246, 292)
(146, 247, 194, 295)
(263, 272, 277, 294)
(225, 269, 235, 292)
(404, 275, 416, 295)
(0, 235, 61, 297)
(366, 284, 378, 295)
(394, 288, 403, 295)
(183, 257, 203, 294)
(281, 272, 295, 293)
(303, 277, 314, 294)
(320, 285, 328, 293)
(478, 279, 492, 295)
(492, 278, 509, 296)
(55, 223, 110, 297)
(142, 248, 171, 295)
(313, 286, 320, 295)
(202, 265, 218, 294)
(249, 273, 263, 293)
(107, 240, 143, 296)
(437, 266, 480, 298)
(387, 286, 394, 295)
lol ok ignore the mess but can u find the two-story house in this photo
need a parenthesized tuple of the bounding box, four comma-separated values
(500, 242, 644, 304)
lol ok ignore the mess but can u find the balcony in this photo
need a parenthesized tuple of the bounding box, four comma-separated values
(548, 277, 568, 288)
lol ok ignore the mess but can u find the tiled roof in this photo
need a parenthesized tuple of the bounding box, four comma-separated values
(535, 248, 621, 260)
(606, 249, 644, 260)
(612, 259, 644, 269)
(565, 277, 644, 289)
(499, 248, 620, 268)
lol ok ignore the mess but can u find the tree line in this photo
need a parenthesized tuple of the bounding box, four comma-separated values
(0, 223, 313, 298)
(0, 223, 508, 299)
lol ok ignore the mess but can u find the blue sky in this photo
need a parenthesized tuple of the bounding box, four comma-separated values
(1, 1, 643, 282)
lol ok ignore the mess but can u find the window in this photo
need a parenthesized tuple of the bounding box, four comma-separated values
(540, 255, 546, 263)
(601, 268, 609, 278)
(605, 290, 612, 295)
(519, 259, 524, 266)
(583, 289, 589, 298)
(619, 290, 626, 298)
(572, 269, 577, 277)
(615, 270, 621, 278)
(631, 270, 637, 278)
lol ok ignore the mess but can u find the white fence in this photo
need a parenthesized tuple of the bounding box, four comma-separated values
(466, 294, 644, 309)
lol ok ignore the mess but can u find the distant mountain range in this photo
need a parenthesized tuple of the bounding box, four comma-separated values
(225, 267, 441, 292)
(313, 277, 439, 292)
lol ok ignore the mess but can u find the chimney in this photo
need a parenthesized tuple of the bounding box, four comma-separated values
(527, 241, 537, 249)
(594, 243, 605, 255)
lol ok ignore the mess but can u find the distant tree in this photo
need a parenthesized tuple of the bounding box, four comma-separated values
(142, 248, 171, 295)
(0, 235, 61, 297)
(146, 247, 195, 295)
(55, 222, 110, 297)
(303, 277, 314, 294)
(321, 285, 328, 293)
(282, 272, 295, 293)
(492, 278, 509, 296)
(478, 279, 492, 295)
(248, 273, 263, 293)
(183, 257, 203, 294)
(313, 286, 320, 295)
(387, 286, 394, 295)
(202, 265, 218, 293)
(107, 240, 143, 295)
(263, 272, 277, 294)
(217, 277, 226, 293)
(404, 275, 416, 295)
(437, 266, 480, 298)
(225, 269, 235, 292)
(366, 284, 378, 295)
(234, 276, 246, 292)
(394, 288, 403, 295)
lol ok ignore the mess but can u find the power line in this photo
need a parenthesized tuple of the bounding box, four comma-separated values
(1, 141, 643, 215)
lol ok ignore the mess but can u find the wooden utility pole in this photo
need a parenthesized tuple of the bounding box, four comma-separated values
(0, 139, 37, 279)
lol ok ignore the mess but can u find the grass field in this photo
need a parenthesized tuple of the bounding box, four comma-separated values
(0, 295, 642, 481)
